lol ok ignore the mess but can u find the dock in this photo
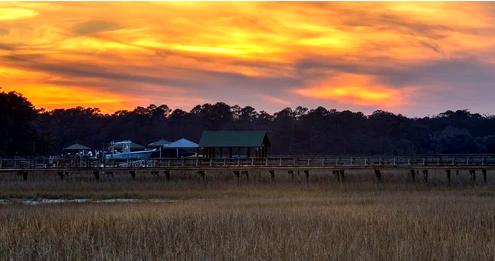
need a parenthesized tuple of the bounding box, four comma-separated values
(0, 155, 494, 184)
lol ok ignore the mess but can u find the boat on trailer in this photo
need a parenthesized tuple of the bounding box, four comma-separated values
(105, 140, 155, 160)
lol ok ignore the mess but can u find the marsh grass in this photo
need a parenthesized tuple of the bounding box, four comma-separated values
(0, 182, 495, 261)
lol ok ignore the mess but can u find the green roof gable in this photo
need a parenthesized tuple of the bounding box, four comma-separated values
(199, 131, 270, 148)
(63, 144, 91, 150)
(148, 139, 171, 147)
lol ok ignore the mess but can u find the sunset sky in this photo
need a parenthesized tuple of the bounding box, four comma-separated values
(2, 2, 495, 115)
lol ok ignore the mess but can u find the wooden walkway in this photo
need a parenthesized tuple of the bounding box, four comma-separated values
(1, 155, 494, 183)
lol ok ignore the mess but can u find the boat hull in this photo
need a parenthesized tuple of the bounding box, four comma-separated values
(105, 150, 155, 160)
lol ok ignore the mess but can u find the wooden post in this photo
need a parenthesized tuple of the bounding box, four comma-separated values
(446, 169, 451, 185)
(233, 170, 240, 184)
(469, 169, 476, 183)
(333, 170, 340, 182)
(269, 170, 275, 183)
(288, 170, 295, 183)
(422, 169, 428, 183)
(482, 169, 488, 184)
(129, 170, 136, 180)
(197, 170, 206, 182)
(242, 170, 249, 182)
(57, 171, 65, 180)
(339, 170, 345, 182)
(374, 169, 382, 183)
(93, 170, 100, 180)
(17, 170, 28, 181)
(304, 170, 309, 184)
(164, 170, 171, 181)
(410, 169, 416, 182)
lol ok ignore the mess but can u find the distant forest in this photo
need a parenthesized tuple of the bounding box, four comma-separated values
(2, 90, 495, 156)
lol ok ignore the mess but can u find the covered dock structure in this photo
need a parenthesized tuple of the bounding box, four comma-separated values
(199, 130, 270, 158)
(63, 144, 91, 156)
(63, 144, 91, 152)
(148, 139, 171, 158)
(166, 138, 199, 158)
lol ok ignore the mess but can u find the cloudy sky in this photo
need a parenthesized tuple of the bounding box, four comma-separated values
(1, 2, 495, 115)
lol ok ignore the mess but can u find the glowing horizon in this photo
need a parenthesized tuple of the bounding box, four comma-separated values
(2, 2, 495, 115)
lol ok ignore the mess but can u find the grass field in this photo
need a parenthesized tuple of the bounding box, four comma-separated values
(0, 180, 494, 260)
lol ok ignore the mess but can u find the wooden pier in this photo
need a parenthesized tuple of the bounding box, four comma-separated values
(1, 155, 495, 183)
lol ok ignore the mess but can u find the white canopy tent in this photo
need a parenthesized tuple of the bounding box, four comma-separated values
(165, 138, 199, 157)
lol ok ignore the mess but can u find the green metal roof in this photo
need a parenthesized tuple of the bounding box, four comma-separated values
(63, 144, 91, 150)
(148, 139, 171, 147)
(199, 131, 270, 148)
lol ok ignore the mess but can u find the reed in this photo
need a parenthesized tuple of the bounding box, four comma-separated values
(0, 185, 494, 260)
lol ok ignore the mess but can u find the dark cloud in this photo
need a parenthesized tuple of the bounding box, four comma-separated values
(2, 53, 302, 102)
(73, 20, 121, 35)
(294, 54, 495, 115)
(0, 28, 8, 35)
(359, 58, 495, 88)
(0, 42, 15, 50)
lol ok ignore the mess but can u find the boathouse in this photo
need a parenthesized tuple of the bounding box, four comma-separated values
(199, 130, 270, 158)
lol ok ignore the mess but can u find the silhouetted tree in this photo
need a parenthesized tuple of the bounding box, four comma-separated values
(0, 90, 38, 156)
(2, 93, 495, 156)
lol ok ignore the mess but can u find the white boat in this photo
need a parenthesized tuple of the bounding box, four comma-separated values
(105, 140, 155, 160)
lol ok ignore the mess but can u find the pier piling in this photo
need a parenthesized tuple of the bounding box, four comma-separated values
(482, 169, 487, 184)
(164, 170, 171, 181)
(241, 170, 249, 182)
(422, 169, 429, 183)
(269, 170, 275, 183)
(197, 170, 206, 182)
(57, 171, 64, 180)
(93, 170, 100, 180)
(410, 169, 416, 182)
(374, 169, 382, 183)
(129, 170, 136, 179)
(469, 169, 476, 183)
(288, 170, 295, 183)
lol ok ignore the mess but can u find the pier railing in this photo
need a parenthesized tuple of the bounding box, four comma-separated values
(2, 155, 495, 170)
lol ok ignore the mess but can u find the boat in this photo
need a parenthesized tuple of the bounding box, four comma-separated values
(105, 140, 156, 160)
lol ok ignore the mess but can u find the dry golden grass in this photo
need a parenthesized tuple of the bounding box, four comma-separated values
(0, 182, 494, 261)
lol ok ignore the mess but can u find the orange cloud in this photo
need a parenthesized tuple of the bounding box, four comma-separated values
(0, 7, 38, 20)
(2, 84, 136, 113)
(259, 95, 291, 106)
(1, 2, 495, 113)
(293, 74, 407, 108)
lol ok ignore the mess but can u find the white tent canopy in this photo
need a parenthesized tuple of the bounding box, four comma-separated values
(166, 138, 198, 149)
(165, 138, 198, 157)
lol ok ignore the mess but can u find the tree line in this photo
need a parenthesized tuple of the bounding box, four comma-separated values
(2, 90, 495, 156)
